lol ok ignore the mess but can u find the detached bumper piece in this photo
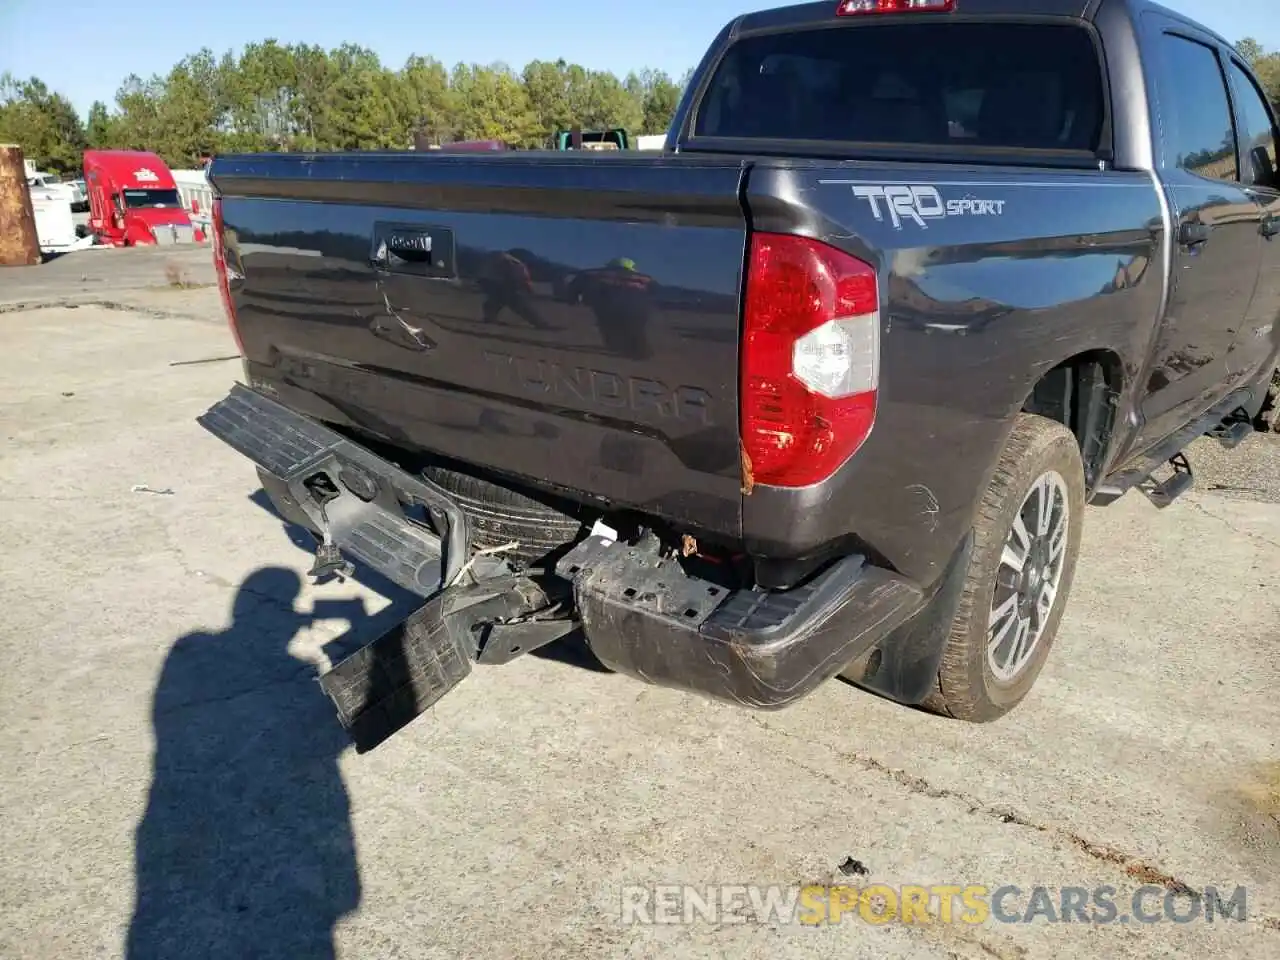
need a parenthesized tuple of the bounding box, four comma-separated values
(321, 595, 472, 752)
(556, 535, 925, 709)
(319, 576, 556, 752)
(199, 385, 569, 750)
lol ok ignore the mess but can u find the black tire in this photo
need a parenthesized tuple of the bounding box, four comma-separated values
(922, 413, 1086, 722)
(421, 465, 585, 563)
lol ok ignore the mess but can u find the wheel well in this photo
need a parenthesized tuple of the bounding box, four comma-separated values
(1021, 351, 1123, 490)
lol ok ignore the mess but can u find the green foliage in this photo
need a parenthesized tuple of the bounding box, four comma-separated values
(0, 72, 87, 173)
(0, 46, 693, 172)
(1237, 38, 1280, 106)
(85, 100, 116, 148)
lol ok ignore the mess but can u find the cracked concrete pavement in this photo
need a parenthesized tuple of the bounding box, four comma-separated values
(1, 253, 1278, 959)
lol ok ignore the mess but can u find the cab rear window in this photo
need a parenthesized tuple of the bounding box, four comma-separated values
(693, 22, 1105, 153)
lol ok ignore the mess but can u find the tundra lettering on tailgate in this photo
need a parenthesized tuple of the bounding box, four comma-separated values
(483, 350, 713, 424)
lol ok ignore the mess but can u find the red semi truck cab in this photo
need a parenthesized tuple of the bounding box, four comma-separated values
(84, 150, 202, 246)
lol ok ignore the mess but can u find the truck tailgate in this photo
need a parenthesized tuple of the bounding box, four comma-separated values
(212, 154, 748, 537)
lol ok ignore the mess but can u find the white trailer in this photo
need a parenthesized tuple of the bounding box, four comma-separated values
(172, 168, 215, 236)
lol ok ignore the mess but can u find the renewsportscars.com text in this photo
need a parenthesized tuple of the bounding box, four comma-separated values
(620, 883, 1249, 927)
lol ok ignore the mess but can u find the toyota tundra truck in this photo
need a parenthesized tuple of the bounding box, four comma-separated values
(199, 0, 1280, 751)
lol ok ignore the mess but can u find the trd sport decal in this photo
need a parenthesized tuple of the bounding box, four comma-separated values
(825, 183, 1007, 229)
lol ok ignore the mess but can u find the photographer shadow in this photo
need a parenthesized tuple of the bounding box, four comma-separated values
(126, 566, 401, 960)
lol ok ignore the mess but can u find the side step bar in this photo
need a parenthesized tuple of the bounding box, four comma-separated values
(1138, 452, 1193, 508)
(1207, 407, 1255, 449)
(1089, 386, 1256, 507)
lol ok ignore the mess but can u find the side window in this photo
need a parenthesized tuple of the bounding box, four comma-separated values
(1157, 33, 1238, 181)
(1227, 59, 1279, 188)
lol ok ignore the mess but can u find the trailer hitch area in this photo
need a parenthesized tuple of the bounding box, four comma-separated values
(318, 572, 573, 752)
(301, 472, 356, 581)
(309, 540, 355, 582)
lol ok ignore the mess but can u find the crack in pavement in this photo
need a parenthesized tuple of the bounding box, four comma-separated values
(1186, 499, 1280, 554)
(749, 714, 1280, 934)
(0, 295, 220, 325)
(149, 668, 316, 721)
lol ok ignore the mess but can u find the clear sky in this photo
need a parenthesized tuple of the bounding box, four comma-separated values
(2, 0, 1278, 116)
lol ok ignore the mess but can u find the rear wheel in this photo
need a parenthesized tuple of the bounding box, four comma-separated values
(922, 413, 1085, 722)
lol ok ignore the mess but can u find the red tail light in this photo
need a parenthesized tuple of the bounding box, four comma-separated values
(741, 233, 880, 488)
(837, 0, 955, 14)
(211, 196, 244, 354)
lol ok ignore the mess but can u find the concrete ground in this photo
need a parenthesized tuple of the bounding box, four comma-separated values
(1, 243, 215, 306)
(1, 252, 1278, 959)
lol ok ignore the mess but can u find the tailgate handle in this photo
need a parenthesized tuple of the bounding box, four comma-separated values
(371, 231, 434, 267)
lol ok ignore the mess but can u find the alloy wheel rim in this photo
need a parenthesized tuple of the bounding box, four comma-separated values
(987, 470, 1070, 684)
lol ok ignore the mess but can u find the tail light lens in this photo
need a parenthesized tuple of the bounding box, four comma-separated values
(741, 233, 879, 488)
(211, 196, 244, 354)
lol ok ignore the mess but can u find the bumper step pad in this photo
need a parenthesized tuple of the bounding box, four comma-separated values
(198, 383, 469, 595)
(319, 594, 472, 753)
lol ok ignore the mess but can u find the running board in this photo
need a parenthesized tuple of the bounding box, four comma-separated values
(1089, 387, 1254, 506)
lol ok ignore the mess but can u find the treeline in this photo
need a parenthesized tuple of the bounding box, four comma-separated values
(1238, 38, 1280, 105)
(3, 35, 1279, 177)
(0, 43, 689, 174)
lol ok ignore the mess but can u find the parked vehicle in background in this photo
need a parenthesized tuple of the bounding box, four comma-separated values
(21, 170, 86, 252)
(84, 150, 202, 247)
(26, 170, 80, 208)
(29, 191, 86, 254)
(200, 0, 1280, 752)
(68, 179, 88, 212)
(430, 140, 511, 152)
(172, 168, 215, 238)
(553, 127, 631, 150)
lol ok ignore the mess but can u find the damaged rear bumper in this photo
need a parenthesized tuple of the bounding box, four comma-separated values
(199, 384, 927, 746)
(554, 535, 924, 709)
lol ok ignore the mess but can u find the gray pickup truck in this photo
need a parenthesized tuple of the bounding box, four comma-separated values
(200, 0, 1280, 751)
